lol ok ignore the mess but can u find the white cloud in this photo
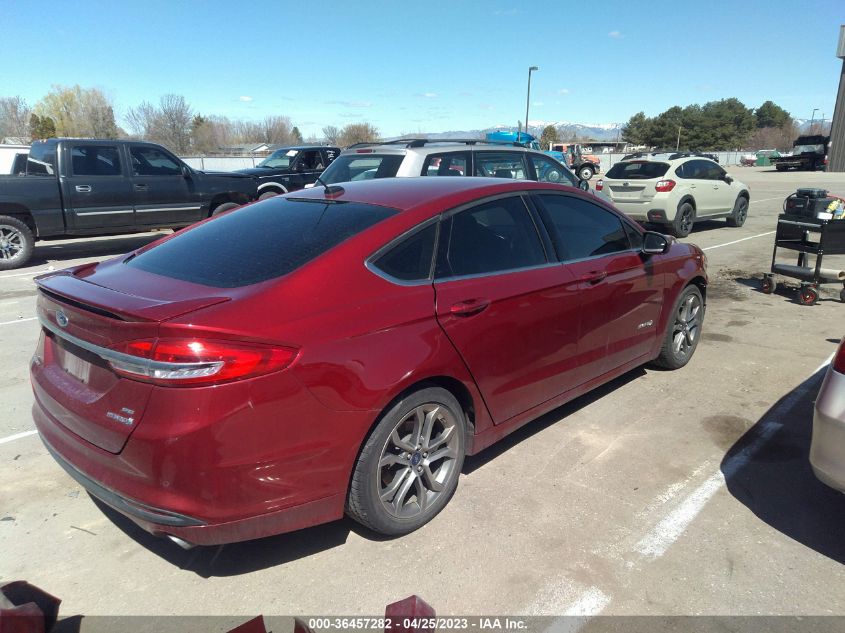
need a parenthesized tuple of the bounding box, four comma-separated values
(239, 96, 253, 102)
(417, 92, 438, 99)
(608, 30, 622, 38)
(557, 88, 570, 95)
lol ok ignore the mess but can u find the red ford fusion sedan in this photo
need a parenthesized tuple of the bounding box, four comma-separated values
(31, 177, 706, 547)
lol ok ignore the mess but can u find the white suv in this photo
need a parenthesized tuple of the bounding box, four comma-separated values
(316, 139, 586, 189)
(596, 153, 750, 237)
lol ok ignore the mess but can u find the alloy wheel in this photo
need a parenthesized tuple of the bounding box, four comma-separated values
(672, 292, 701, 359)
(0, 226, 24, 262)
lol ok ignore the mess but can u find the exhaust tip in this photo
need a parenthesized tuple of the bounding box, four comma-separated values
(166, 534, 195, 550)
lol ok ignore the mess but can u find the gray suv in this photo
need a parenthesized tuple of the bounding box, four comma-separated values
(316, 139, 587, 189)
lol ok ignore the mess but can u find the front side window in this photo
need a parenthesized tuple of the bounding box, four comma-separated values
(371, 222, 437, 282)
(536, 194, 632, 262)
(422, 152, 469, 177)
(70, 146, 122, 176)
(320, 154, 404, 185)
(436, 196, 545, 278)
(130, 146, 181, 176)
(257, 149, 296, 169)
(529, 154, 577, 185)
(473, 152, 528, 180)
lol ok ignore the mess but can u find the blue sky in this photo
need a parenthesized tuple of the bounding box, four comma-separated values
(1, 1, 842, 137)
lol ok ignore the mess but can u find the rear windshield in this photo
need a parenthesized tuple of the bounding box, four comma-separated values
(125, 199, 397, 288)
(320, 154, 404, 185)
(606, 161, 669, 180)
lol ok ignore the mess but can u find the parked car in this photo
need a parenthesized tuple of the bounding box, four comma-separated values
(0, 138, 259, 270)
(810, 339, 845, 493)
(236, 145, 340, 199)
(31, 176, 707, 546)
(316, 139, 587, 189)
(596, 152, 750, 237)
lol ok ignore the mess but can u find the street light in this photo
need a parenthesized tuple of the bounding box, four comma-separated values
(811, 108, 819, 131)
(524, 66, 539, 142)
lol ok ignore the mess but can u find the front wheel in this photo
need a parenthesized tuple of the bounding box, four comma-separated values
(726, 196, 748, 227)
(0, 215, 35, 271)
(578, 165, 594, 180)
(346, 387, 466, 535)
(652, 285, 704, 369)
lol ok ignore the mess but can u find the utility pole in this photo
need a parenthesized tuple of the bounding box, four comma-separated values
(676, 122, 682, 151)
(810, 108, 819, 133)
(524, 66, 538, 142)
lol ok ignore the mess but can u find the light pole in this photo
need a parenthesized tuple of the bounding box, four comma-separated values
(676, 121, 682, 151)
(811, 108, 819, 132)
(524, 66, 538, 142)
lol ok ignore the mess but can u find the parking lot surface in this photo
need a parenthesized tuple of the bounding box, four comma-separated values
(2, 167, 844, 619)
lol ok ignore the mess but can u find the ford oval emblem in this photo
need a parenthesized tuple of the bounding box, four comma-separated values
(56, 309, 69, 328)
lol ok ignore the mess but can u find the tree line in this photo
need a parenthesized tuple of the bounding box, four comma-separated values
(620, 99, 808, 151)
(0, 85, 381, 154)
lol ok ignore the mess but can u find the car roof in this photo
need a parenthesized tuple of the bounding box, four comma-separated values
(271, 145, 340, 151)
(338, 140, 549, 157)
(286, 176, 582, 213)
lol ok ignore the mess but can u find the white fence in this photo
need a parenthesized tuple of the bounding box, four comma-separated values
(181, 151, 750, 174)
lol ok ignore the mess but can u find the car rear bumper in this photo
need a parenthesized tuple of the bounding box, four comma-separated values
(810, 368, 845, 493)
(32, 363, 377, 545)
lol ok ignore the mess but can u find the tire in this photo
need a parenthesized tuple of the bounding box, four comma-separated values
(0, 215, 35, 271)
(776, 164, 787, 171)
(670, 202, 695, 238)
(346, 386, 466, 536)
(726, 195, 748, 227)
(210, 202, 240, 217)
(798, 285, 819, 306)
(258, 190, 280, 201)
(761, 276, 776, 294)
(652, 285, 704, 370)
(578, 165, 594, 181)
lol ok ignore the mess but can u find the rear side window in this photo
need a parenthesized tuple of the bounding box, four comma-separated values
(71, 146, 122, 176)
(126, 199, 397, 287)
(422, 152, 469, 177)
(473, 152, 528, 180)
(436, 197, 545, 278)
(606, 161, 669, 180)
(371, 223, 437, 282)
(27, 143, 57, 176)
(320, 154, 404, 185)
(536, 194, 631, 261)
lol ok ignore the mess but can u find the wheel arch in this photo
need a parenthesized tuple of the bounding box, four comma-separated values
(0, 204, 37, 235)
(257, 181, 288, 194)
(677, 194, 696, 211)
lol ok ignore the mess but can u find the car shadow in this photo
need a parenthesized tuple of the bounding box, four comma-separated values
(25, 233, 167, 268)
(721, 365, 845, 564)
(463, 367, 646, 474)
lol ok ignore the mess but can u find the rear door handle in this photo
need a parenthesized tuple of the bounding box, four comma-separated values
(134, 184, 149, 191)
(450, 298, 491, 317)
(580, 270, 607, 285)
(75, 185, 91, 193)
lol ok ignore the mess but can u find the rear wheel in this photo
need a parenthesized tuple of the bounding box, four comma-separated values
(653, 285, 703, 369)
(0, 215, 35, 271)
(210, 202, 239, 217)
(726, 196, 748, 227)
(670, 202, 695, 237)
(346, 387, 466, 535)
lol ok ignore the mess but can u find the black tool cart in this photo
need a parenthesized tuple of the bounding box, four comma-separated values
(762, 188, 845, 305)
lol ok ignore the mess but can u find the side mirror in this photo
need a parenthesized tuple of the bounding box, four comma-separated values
(723, 173, 733, 184)
(181, 165, 192, 178)
(642, 231, 669, 255)
(578, 179, 590, 191)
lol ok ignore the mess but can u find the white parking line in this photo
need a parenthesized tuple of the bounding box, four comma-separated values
(0, 317, 37, 326)
(749, 195, 788, 204)
(702, 231, 775, 251)
(0, 429, 38, 445)
(0, 269, 50, 279)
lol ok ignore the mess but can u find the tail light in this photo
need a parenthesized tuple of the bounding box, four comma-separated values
(833, 339, 845, 374)
(108, 338, 298, 386)
(595, 179, 603, 191)
(655, 179, 676, 192)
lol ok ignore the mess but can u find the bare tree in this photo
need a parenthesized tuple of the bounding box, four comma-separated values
(260, 115, 294, 144)
(0, 96, 32, 141)
(338, 122, 379, 147)
(322, 125, 340, 144)
(126, 94, 194, 153)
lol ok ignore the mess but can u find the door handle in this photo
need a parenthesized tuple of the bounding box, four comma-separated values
(450, 298, 491, 317)
(689, 184, 696, 189)
(134, 184, 149, 191)
(75, 185, 91, 193)
(580, 270, 607, 285)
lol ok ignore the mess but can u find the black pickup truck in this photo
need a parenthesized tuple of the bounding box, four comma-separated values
(771, 135, 830, 171)
(0, 138, 258, 270)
